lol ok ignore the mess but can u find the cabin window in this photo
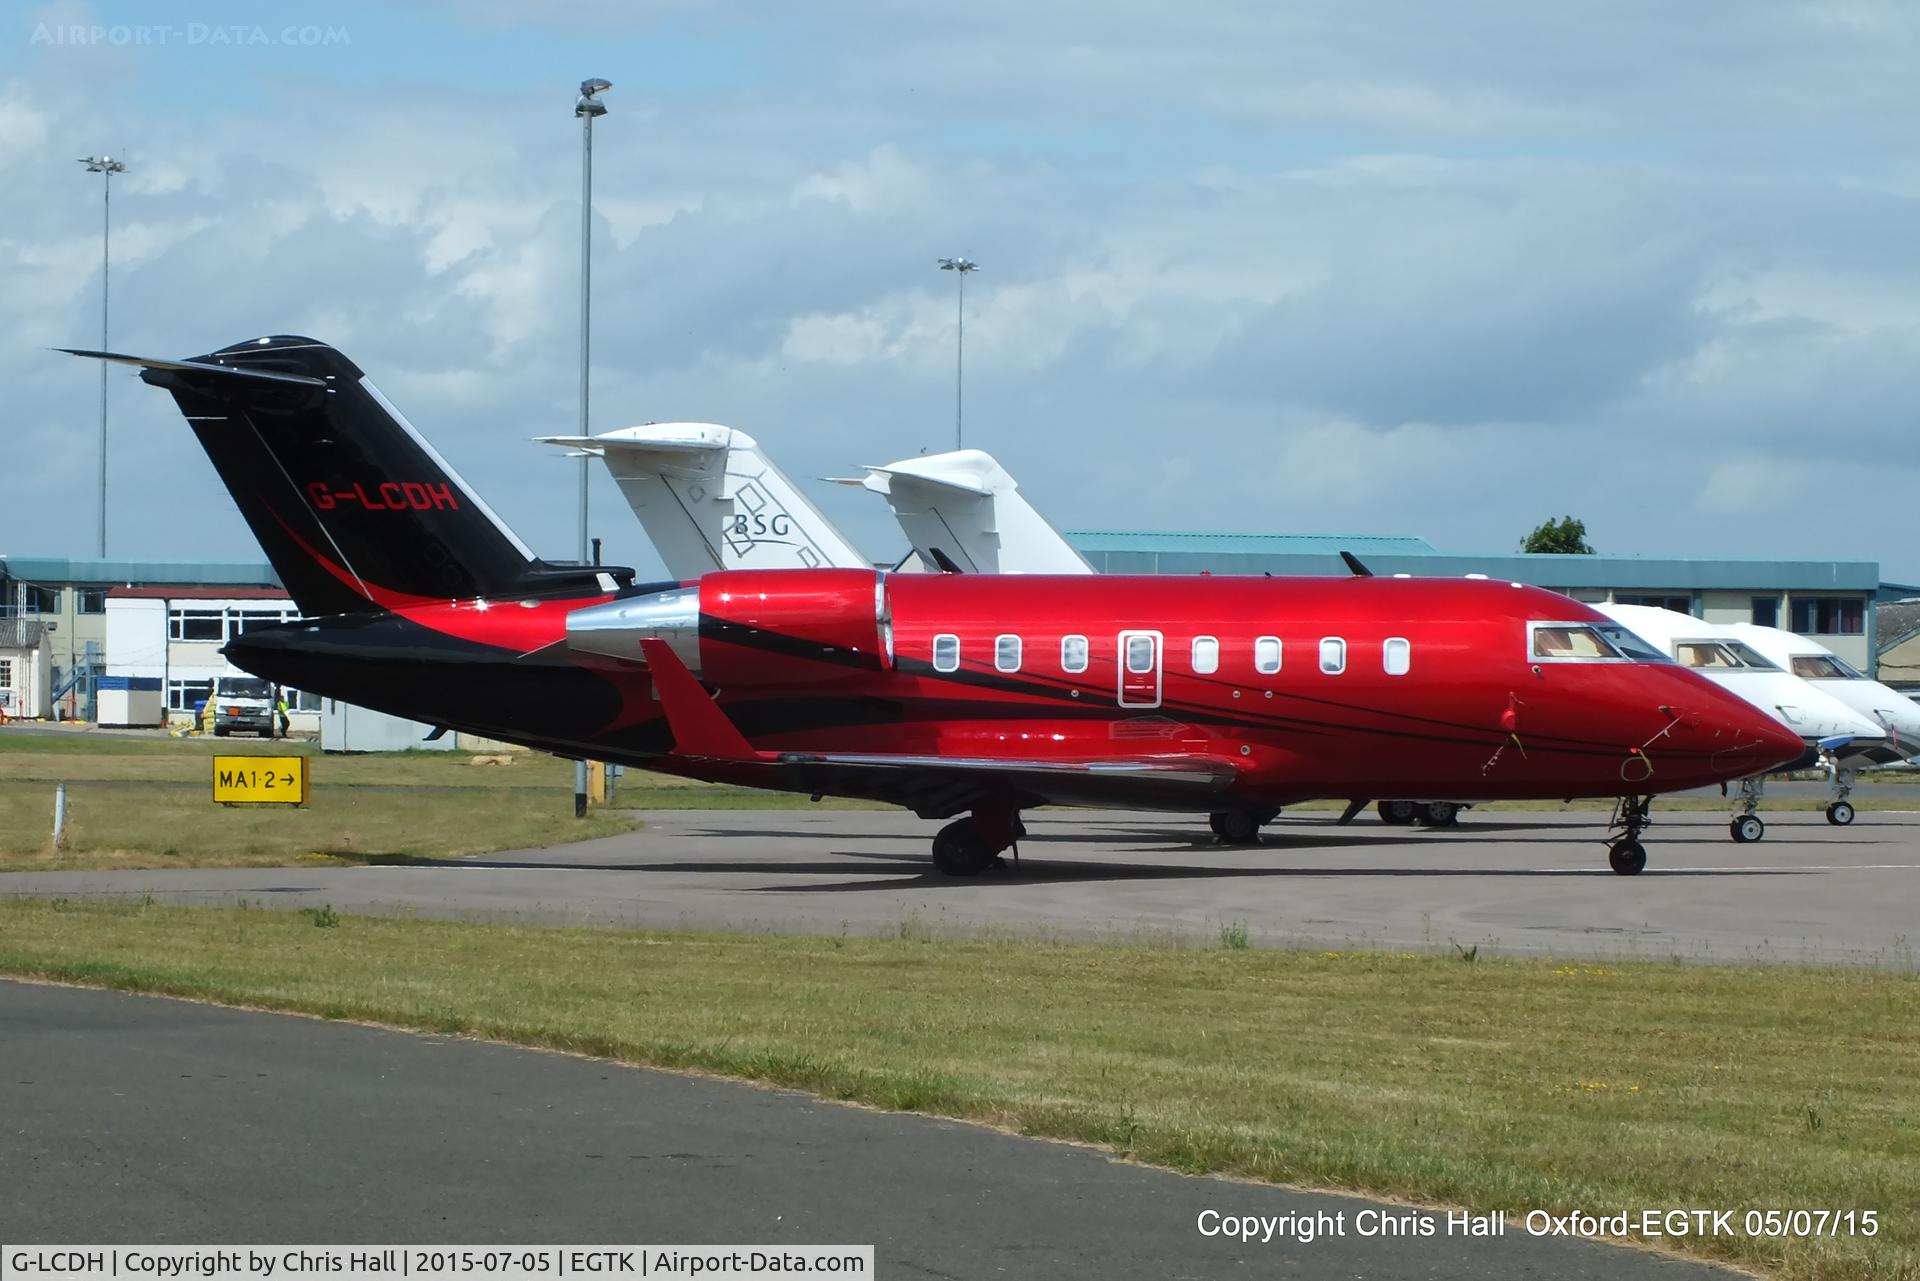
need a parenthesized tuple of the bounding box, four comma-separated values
(1061, 634, 1089, 674)
(1191, 635, 1219, 675)
(1383, 636, 1411, 676)
(1254, 636, 1281, 675)
(1319, 637, 1346, 674)
(1126, 634, 1155, 674)
(995, 634, 1023, 673)
(932, 633, 960, 672)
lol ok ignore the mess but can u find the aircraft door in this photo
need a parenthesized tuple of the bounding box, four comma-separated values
(1117, 630, 1163, 708)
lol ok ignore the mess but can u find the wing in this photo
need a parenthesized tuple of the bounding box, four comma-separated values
(637, 638, 1240, 817)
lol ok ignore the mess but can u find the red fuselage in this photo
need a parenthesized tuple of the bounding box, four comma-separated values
(236, 569, 1804, 816)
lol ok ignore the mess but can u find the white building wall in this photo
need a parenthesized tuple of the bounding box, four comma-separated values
(104, 598, 168, 678)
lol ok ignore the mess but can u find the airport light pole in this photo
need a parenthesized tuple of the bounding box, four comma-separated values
(81, 155, 127, 558)
(573, 78, 610, 819)
(937, 256, 977, 451)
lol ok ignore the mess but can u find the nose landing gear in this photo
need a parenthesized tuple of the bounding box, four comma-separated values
(1607, 795, 1653, 876)
(1825, 763, 1857, 826)
(1729, 776, 1767, 843)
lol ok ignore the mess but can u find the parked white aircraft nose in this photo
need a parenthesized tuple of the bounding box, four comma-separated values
(1595, 606, 1888, 749)
(1726, 622, 1920, 761)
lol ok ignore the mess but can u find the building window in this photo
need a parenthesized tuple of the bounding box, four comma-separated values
(1791, 596, 1864, 636)
(932, 633, 960, 672)
(1383, 636, 1411, 676)
(168, 609, 226, 642)
(995, 634, 1022, 673)
(166, 679, 215, 712)
(1191, 635, 1219, 674)
(1751, 596, 1779, 629)
(1254, 636, 1282, 675)
(1060, 634, 1088, 674)
(0, 658, 14, 690)
(1319, 637, 1346, 674)
(20, 585, 61, 614)
(75, 589, 107, 615)
(289, 688, 323, 712)
(1615, 594, 1692, 615)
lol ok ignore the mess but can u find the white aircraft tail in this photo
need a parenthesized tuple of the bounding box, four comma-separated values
(848, 449, 1093, 575)
(540, 423, 868, 577)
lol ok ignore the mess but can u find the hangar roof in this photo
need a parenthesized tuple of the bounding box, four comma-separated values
(0, 557, 281, 589)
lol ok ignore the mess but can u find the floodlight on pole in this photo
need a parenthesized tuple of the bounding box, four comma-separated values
(937, 256, 977, 451)
(571, 78, 609, 820)
(80, 154, 127, 558)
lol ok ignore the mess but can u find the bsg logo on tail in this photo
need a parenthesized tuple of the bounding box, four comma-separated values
(308, 481, 459, 512)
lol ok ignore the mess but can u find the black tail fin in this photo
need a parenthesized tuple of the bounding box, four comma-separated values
(66, 336, 628, 616)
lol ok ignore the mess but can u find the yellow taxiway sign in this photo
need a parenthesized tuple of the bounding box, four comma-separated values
(212, 755, 308, 805)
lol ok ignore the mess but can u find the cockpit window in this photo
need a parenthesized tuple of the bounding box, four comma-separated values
(1593, 624, 1671, 663)
(1676, 641, 1741, 669)
(1723, 642, 1780, 671)
(1531, 624, 1621, 660)
(1791, 654, 1860, 679)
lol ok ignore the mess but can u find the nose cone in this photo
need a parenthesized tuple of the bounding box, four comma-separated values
(1684, 684, 1807, 778)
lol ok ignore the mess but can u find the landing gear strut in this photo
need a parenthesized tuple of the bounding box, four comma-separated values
(930, 808, 1026, 877)
(1208, 808, 1282, 845)
(1607, 795, 1652, 876)
(1729, 777, 1766, 843)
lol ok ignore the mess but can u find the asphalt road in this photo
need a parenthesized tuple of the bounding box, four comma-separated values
(6, 806, 1920, 964)
(1, 981, 1738, 1279)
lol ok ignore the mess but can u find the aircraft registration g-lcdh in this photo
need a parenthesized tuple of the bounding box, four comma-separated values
(69, 336, 1805, 876)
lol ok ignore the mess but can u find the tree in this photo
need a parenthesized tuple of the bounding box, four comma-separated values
(1522, 516, 1593, 554)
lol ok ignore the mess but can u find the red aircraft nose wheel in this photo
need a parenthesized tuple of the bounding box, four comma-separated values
(1825, 801, 1855, 826)
(1607, 838, 1647, 876)
(1729, 814, 1765, 843)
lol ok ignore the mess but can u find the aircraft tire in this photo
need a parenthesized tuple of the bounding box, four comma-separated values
(931, 818, 996, 876)
(1416, 801, 1461, 828)
(1825, 801, 1855, 826)
(1729, 815, 1765, 844)
(1208, 810, 1262, 845)
(1607, 838, 1647, 876)
(1376, 801, 1417, 825)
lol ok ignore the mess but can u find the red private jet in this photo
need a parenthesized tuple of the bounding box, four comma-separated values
(69, 338, 1803, 876)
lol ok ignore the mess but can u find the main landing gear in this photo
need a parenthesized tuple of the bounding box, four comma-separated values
(1375, 800, 1462, 827)
(931, 808, 1027, 876)
(1208, 808, 1282, 845)
(1729, 777, 1766, 844)
(1607, 795, 1652, 876)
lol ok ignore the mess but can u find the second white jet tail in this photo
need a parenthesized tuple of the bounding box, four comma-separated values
(541, 423, 869, 577)
(848, 450, 1093, 575)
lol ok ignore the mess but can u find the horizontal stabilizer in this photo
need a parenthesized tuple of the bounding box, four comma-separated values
(60, 348, 329, 389)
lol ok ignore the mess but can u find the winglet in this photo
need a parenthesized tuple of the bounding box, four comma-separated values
(639, 638, 758, 760)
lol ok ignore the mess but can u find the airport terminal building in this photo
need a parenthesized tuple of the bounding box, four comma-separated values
(2, 542, 1910, 722)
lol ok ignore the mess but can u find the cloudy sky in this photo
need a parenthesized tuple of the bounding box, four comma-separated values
(4, 0, 1919, 583)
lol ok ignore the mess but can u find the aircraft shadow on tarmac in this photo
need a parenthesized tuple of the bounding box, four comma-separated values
(405, 842, 1822, 893)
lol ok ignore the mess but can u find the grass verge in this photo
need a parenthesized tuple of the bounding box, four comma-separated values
(0, 900, 1913, 1281)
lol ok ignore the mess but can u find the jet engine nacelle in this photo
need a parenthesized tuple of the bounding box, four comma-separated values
(565, 568, 890, 686)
